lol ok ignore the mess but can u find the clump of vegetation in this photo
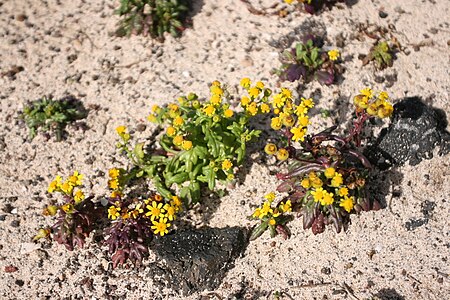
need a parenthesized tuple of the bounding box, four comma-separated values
(20, 96, 88, 141)
(115, 0, 190, 40)
(36, 170, 180, 267)
(116, 80, 263, 206)
(363, 40, 394, 70)
(284, 0, 345, 14)
(34, 172, 102, 250)
(251, 87, 394, 238)
(273, 36, 342, 85)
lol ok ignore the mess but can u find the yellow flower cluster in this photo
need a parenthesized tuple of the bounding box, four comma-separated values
(47, 171, 85, 203)
(116, 125, 130, 142)
(251, 192, 292, 226)
(239, 78, 274, 117)
(108, 168, 122, 197)
(107, 194, 182, 237)
(353, 88, 393, 119)
(302, 168, 355, 213)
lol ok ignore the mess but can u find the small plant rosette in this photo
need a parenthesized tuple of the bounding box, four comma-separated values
(273, 36, 342, 85)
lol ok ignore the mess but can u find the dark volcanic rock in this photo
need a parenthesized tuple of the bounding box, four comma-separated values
(150, 226, 247, 295)
(365, 97, 450, 169)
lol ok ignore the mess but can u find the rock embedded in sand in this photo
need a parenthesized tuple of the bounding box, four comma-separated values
(150, 226, 247, 295)
(365, 97, 450, 169)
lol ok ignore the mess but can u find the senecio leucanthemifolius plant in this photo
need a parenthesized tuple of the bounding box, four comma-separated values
(249, 85, 394, 239)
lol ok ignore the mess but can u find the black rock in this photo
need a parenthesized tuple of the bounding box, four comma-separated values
(150, 226, 248, 295)
(364, 97, 450, 170)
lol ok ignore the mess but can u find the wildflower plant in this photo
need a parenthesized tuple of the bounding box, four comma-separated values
(115, 0, 190, 40)
(363, 40, 394, 70)
(273, 36, 342, 85)
(104, 170, 181, 267)
(251, 87, 394, 238)
(20, 96, 88, 141)
(34, 172, 102, 250)
(115, 80, 261, 206)
(284, 0, 345, 14)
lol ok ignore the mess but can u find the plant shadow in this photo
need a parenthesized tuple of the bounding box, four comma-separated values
(373, 288, 405, 300)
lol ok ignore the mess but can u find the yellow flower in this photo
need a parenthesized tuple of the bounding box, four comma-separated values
(311, 187, 325, 202)
(154, 194, 163, 202)
(109, 168, 120, 179)
(240, 96, 250, 107)
(227, 173, 235, 181)
(60, 181, 73, 195)
(301, 97, 314, 108)
(246, 102, 258, 116)
(328, 49, 340, 61)
(259, 201, 273, 219)
(360, 88, 374, 99)
(378, 91, 389, 101)
(252, 207, 261, 218)
(271, 117, 282, 130)
(366, 103, 378, 116)
(284, 0, 294, 4)
(276, 148, 289, 161)
(338, 187, 349, 197)
(171, 195, 182, 208)
(291, 127, 306, 142)
(110, 190, 122, 199)
(61, 203, 74, 213)
(68, 171, 83, 186)
(223, 109, 234, 118)
(210, 94, 222, 105)
(331, 173, 343, 187)
(74, 190, 85, 204)
(272, 93, 285, 108)
(248, 87, 260, 98)
(152, 105, 161, 113)
(269, 218, 276, 226)
(264, 192, 276, 202)
(281, 88, 292, 99)
(108, 179, 119, 190)
(108, 205, 121, 220)
(181, 140, 193, 150)
(311, 177, 323, 188)
(297, 115, 309, 127)
(203, 104, 216, 117)
(282, 115, 295, 127)
(301, 178, 310, 189)
(324, 167, 336, 179)
(260, 103, 270, 113)
(377, 102, 393, 118)
(151, 218, 170, 236)
(173, 135, 184, 146)
(163, 203, 177, 221)
(116, 126, 127, 135)
(222, 159, 233, 171)
(166, 126, 177, 137)
(168, 103, 179, 112)
(264, 143, 277, 155)
(340, 196, 354, 213)
(173, 116, 184, 127)
(48, 176, 61, 193)
(320, 191, 334, 206)
(240, 77, 251, 89)
(294, 105, 307, 116)
(255, 81, 265, 89)
(147, 114, 157, 123)
(43, 205, 58, 216)
(210, 85, 223, 96)
(146, 201, 166, 221)
(131, 203, 144, 218)
(279, 200, 292, 213)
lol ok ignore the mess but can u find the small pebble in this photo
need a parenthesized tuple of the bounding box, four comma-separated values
(379, 11, 388, 18)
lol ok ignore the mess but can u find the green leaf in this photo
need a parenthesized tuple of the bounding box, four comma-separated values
(250, 222, 269, 241)
(133, 143, 145, 159)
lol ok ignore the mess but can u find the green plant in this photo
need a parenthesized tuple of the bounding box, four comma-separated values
(35, 170, 180, 267)
(115, 0, 189, 40)
(363, 40, 394, 70)
(34, 172, 102, 250)
(250, 87, 394, 238)
(114, 80, 262, 206)
(21, 96, 88, 141)
(273, 36, 342, 85)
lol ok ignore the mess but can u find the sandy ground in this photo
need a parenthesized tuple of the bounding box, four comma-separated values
(0, 0, 449, 299)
